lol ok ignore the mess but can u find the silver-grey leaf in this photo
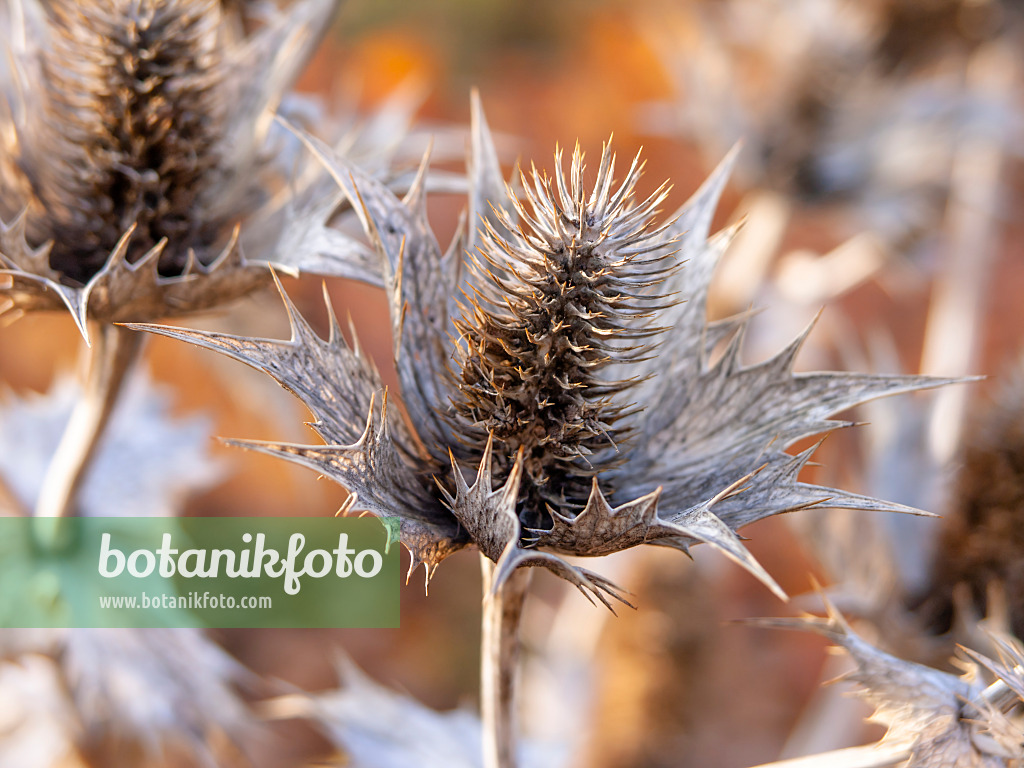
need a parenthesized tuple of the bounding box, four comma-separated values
(224, 392, 447, 530)
(297, 129, 461, 459)
(128, 274, 394, 450)
(758, 600, 1024, 767)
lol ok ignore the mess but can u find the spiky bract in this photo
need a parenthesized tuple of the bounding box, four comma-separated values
(756, 600, 1024, 767)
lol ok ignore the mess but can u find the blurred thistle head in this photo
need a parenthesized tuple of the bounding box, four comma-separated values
(136, 97, 954, 606)
(13, 0, 227, 283)
(0, 0, 371, 340)
(920, 355, 1024, 639)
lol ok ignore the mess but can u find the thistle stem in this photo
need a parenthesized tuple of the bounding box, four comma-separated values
(34, 323, 143, 519)
(480, 556, 532, 768)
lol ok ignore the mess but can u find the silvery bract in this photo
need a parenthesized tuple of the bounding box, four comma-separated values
(0, 0, 379, 341)
(134, 96, 954, 605)
(266, 659, 561, 768)
(754, 602, 1024, 768)
(0, 375, 249, 766)
(0, 628, 251, 768)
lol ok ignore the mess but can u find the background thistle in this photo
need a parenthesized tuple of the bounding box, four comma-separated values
(18, 0, 227, 284)
(0, 0, 385, 336)
(919, 356, 1024, 640)
(752, 598, 1024, 768)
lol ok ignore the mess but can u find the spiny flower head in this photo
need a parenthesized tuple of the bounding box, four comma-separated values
(452, 144, 673, 525)
(0, 0, 379, 340)
(134, 97, 954, 606)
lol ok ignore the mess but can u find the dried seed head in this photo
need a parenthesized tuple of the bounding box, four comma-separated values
(0, 0, 400, 338)
(133, 99, 958, 603)
(16, 0, 227, 283)
(453, 142, 672, 523)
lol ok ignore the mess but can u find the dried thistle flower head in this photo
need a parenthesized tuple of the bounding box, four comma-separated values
(16, 0, 227, 283)
(450, 144, 672, 527)
(0, 0, 377, 340)
(134, 97, 954, 606)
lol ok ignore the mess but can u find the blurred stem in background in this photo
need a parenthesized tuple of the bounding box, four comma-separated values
(33, 325, 143, 519)
(922, 41, 1016, 465)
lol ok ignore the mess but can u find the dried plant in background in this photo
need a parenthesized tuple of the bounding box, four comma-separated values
(578, 555, 810, 768)
(751, 599, 1024, 768)
(0, 374, 251, 767)
(0, 373, 222, 518)
(265, 658, 566, 768)
(641, 0, 1021, 254)
(0, 629, 252, 768)
(134, 93, 956, 766)
(919, 357, 1024, 641)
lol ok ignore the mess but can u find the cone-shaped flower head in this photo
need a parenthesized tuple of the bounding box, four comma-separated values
(134, 98, 955, 606)
(451, 144, 672, 529)
(0, 0, 376, 340)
